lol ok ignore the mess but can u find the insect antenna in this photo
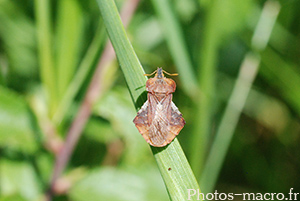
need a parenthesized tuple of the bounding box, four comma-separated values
(163, 70, 178, 76)
(144, 70, 157, 77)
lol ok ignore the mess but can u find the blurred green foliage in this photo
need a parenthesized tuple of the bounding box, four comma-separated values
(0, 0, 300, 200)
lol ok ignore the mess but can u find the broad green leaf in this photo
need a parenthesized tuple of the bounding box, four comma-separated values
(84, 117, 118, 144)
(0, 194, 27, 201)
(0, 159, 41, 201)
(69, 167, 168, 201)
(0, 1, 38, 78)
(0, 86, 38, 153)
(93, 87, 150, 166)
(35, 152, 54, 184)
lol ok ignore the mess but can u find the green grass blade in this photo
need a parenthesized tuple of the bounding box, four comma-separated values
(97, 0, 145, 105)
(152, 139, 201, 201)
(53, 23, 106, 124)
(190, 0, 220, 177)
(200, 53, 261, 193)
(34, 0, 57, 115)
(151, 0, 198, 98)
(0, 61, 3, 85)
(96, 0, 202, 199)
(260, 47, 300, 115)
(200, 1, 280, 193)
(56, 0, 83, 99)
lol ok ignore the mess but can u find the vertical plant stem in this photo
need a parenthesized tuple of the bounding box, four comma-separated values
(200, 0, 280, 193)
(34, 0, 57, 115)
(191, 0, 220, 177)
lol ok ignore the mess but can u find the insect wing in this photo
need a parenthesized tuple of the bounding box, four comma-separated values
(147, 94, 173, 147)
(168, 102, 186, 135)
(133, 100, 150, 142)
(147, 93, 160, 126)
(150, 98, 185, 146)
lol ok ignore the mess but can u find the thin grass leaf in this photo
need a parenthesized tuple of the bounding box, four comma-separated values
(0, 60, 4, 85)
(190, 0, 221, 177)
(201, 52, 261, 193)
(200, 1, 280, 193)
(34, 0, 57, 116)
(152, 139, 201, 201)
(56, 0, 83, 99)
(151, 0, 198, 98)
(53, 22, 106, 124)
(260, 47, 300, 116)
(96, 0, 202, 200)
(191, 0, 253, 177)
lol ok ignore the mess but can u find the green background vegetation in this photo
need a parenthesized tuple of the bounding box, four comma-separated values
(0, 0, 299, 200)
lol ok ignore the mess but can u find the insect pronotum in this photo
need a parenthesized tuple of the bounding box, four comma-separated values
(133, 67, 186, 147)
